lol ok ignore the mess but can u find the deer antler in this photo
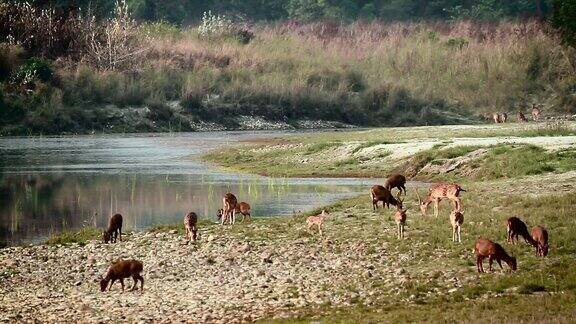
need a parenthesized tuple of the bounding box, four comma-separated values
(415, 188, 422, 204)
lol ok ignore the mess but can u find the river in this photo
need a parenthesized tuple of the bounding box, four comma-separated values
(0, 130, 381, 245)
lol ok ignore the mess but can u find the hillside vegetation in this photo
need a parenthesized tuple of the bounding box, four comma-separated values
(1, 2, 576, 135)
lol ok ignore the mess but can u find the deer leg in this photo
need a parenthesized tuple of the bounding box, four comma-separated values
(131, 276, 138, 291)
(476, 257, 483, 273)
(434, 200, 439, 218)
(457, 226, 461, 243)
(109, 279, 115, 291)
(231, 210, 236, 225)
(496, 259, 503, 269)
(119, 228, 122, 242)
(120, 278, 125, 292)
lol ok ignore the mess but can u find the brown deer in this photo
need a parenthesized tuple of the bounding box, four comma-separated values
(474, 238, 517, 273)
(532, 104, 542, 121)
(235, 202, 251, 222)
(450, 209, 464, 243)
(103, 213, 122, 243)
(517, 111, 528, 122)
(394, 207, 407, 239)
(384, 173, 407, 198)
(417, 183, 466, 217)
(500, 112, 508, 123)
(492, 112, 501, 124)
(307, 209, 328, 235)
(100, 259, 144, 292)
(531, 226, 549, 257)
(506, 217, 537, 246)
(184, 212, 198, 242)
(370, 185, 403, 210)
(221, 192, 238, 225)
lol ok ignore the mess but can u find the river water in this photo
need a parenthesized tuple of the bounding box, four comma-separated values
(0, 130, 381, 245)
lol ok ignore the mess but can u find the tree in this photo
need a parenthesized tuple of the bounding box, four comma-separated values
(551, 0, 576, 46)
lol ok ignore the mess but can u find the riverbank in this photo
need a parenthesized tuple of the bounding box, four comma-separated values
(1, 182, 576, 322)
(203, 122, 576, 178)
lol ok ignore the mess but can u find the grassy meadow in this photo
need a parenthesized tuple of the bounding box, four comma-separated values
(199, 122, 576, 321)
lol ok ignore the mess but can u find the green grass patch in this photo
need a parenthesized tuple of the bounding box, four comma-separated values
(350, 140, 399, 154)
(304, 142, 341, 155)
(45, 227, 101, 246)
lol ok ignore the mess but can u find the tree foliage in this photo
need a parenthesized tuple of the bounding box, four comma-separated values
(551, 0, 576, 46)
(2, 0, 553, 23)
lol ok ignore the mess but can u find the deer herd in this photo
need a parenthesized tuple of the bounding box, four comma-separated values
(98, 171, 550, 292)
(492, 104, 542, 123)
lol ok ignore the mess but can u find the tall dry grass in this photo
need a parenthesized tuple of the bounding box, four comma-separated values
(3, 14, 576, 134)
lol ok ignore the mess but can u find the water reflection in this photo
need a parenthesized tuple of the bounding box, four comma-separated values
(0, 131, 377, 245)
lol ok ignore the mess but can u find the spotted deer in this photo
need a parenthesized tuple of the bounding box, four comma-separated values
(221, 192, 238, 225)
(307, 209, 328, 235)
(184, 212, 198, 241)
(417, 183, 466, 217)
(450, 209, 464, 243)
(532, 104, 542, 121)
(394, 207, 407, 239)
(517, 111, 528, 122)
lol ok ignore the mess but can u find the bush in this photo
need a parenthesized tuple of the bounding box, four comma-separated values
(11, 57, 53, 85)
(197, 11, 254, 44)
(0, 43, 24, 81)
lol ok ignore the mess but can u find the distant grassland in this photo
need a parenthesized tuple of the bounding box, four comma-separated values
(2, 20, 576, 135)
(203, 122, 576, 179)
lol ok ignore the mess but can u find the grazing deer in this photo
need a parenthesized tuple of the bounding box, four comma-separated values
(100, 259, 144, 292)
(506, 217, 537, 246)
(531, 226, 549, 257)
(417, 183, 466, 217)
(184, 212, 198, 242)
(532, 104, 542, 121)
(517, 111, 527, 122)
(307, 209, 328, 235)
(500, 112, 508, 123)
(474, 238, 517, 273)
(450, 209, 464, 243)
(384, 173, 407, 198)
(235, 202, 252, 222)
(370, 185, 403, 210)
(394, 207, 407, 239)
(103, 213, 123, 243)
(221, 192, 238, 225)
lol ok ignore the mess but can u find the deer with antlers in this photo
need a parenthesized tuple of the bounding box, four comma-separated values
(417, 183, 466, 217)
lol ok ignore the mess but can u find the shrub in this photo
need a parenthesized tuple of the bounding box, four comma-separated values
(0, 43, 24, 81)
(197, 11, 254, 44)
(11, 57, 53, 85)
